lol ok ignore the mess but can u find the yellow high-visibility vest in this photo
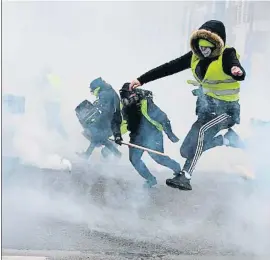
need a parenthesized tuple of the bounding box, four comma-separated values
(189, 46, 241, 102)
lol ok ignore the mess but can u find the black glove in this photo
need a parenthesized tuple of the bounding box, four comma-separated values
(114, 134, 123, 145)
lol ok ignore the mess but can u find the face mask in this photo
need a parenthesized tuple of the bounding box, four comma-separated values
(199, 46, 212, 57)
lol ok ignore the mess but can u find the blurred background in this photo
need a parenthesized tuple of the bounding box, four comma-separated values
(2, 1, 270, 169)
(2, 1, 270, 258)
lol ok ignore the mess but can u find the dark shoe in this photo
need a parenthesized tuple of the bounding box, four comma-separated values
(166, 172, 192, 191)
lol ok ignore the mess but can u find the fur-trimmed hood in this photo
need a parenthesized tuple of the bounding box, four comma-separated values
(190, 20, 226, 59)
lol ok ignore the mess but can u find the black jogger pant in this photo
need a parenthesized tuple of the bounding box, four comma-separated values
(180, 113, 235, 175)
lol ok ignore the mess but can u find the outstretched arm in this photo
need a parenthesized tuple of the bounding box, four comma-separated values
(222, 47, 246, 81)
(131, 51, 193, 88)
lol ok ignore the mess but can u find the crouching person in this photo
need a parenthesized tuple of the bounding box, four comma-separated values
(75, 77, 123, 159)
(75, 99, 121, 159)
(114, 83, 181, 188)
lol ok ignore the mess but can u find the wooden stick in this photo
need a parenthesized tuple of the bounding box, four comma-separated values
(109, 139, 167, 157)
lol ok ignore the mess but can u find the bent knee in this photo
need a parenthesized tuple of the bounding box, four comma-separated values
(180, 144, 194, 159)
(180, 146, 188, 158)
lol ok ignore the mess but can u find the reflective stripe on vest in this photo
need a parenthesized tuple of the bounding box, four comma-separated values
(187, 80, 240, 96)
(202, 87, 240, 96)
(141, 99, 163, 131)
(203, 78, 237, 84)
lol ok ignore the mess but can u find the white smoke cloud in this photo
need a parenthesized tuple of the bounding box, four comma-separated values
(2, 1, 270, 256)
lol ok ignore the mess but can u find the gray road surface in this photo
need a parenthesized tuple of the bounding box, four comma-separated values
(2, 157, 270, 259)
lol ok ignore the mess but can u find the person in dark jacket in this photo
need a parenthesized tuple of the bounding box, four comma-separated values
(114, 83, 181, 188)
(76, 77, 122, 159)
(129, 20, 246, 191)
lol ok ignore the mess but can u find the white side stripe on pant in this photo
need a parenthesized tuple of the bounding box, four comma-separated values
(188, 113, 230, 174)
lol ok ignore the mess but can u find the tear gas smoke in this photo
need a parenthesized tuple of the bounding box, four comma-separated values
(2, 1, 270, 256)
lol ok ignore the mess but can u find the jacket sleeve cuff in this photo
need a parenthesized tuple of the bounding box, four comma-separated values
(137, 76, 145, 85)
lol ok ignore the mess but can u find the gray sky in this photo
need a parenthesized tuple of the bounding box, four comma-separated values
(2, 1, 270, 166)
